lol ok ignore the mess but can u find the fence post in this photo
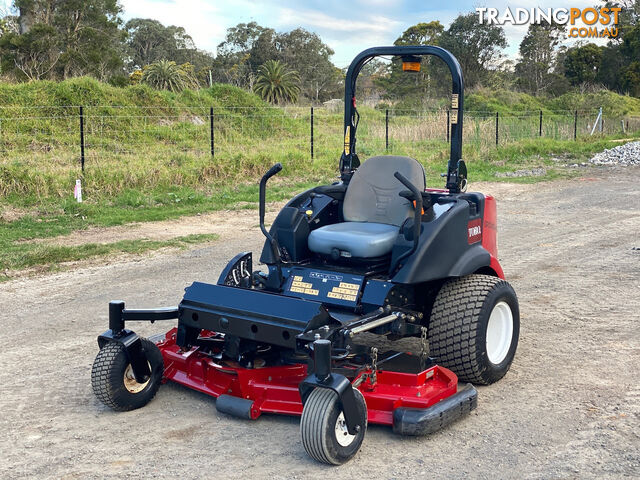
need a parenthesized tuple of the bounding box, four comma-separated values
(446, 110, 450, 143)
(539, 110, 543, 136)
(495, 112, 499, 146)
(310, 106, 314, 160)
(79, 106, 85, 172)
(574, 110, 578, 140)
(209, 107, 214, 157)
(385, 109, 389, 150)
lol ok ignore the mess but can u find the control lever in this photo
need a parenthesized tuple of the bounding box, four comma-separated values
(259, 163, 283, 263)
(392, 172, 423, 272)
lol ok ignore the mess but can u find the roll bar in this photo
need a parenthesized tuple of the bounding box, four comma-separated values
(340, 46, 465, 193)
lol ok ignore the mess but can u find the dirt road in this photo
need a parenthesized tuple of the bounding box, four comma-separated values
(1, 167, 638, 479)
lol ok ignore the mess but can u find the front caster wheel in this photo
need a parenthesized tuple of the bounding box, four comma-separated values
(91, 337, 164, 411)
(300, 388, 367, 465)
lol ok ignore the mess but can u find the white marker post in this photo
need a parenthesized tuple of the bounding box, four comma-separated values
(74, 179, 82, 203)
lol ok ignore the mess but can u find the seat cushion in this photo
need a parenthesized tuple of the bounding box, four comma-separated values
(343, 155, 426, 226)
(308, 222, 399, 258)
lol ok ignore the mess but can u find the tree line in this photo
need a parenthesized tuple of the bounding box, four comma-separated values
(0, 0, 638, 104)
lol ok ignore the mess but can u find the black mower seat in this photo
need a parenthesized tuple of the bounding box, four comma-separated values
(308, 155, 426, 259)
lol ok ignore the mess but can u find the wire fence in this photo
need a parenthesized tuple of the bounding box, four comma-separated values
(1, 105, 639, 173)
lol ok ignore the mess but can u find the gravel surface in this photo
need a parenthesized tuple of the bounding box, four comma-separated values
(589, 141, 640, 166)
(0, 167, 639, 479)
(496, 168, 547, 178)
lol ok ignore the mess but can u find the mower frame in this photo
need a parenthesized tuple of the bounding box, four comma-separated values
(340, 46, 465, 193)
(92, 45, 520, 465)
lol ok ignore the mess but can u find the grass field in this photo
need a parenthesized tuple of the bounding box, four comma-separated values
(1, 77, 639, 278)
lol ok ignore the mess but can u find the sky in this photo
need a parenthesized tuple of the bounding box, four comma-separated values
(118, 0, 479, 67)
(119, 0, 608, 67)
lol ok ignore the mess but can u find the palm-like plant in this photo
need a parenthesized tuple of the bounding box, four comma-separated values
(254, 60, 300, 104)
(141, 60, 188, 92)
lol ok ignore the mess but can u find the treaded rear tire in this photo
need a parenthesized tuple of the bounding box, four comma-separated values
(300, 388, 367, 465)
(428, 274, 519, 385)
(91, 337, 164, 411)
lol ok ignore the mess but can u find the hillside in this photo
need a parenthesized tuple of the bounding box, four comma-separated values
(0, 77, 273, 111)
(1, 77, 639, 116)
(465, 87, 640, 116)
(0, 78, 638, 201)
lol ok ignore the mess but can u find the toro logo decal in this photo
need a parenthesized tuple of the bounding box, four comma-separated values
(467, 219, 482, 244)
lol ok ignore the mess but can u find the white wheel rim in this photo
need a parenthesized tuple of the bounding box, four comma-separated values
(334, 412, 356, 447)
(123, 363, 150, 394)
(486, 301, 514, 365)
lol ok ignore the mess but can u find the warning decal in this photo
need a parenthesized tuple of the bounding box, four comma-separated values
(285, 267, 364, 306)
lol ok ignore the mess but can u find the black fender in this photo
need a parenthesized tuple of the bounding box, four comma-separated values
(390, 200, 490, 284)
(448, 243, 491, 277)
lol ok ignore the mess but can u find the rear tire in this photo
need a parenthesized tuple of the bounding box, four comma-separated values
(91, 337, 164, 411)
(428, 274, 519, 385)
(300, 388, 367, 465)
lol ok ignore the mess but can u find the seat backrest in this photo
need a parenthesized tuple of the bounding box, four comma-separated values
(343, 155, 426, 226)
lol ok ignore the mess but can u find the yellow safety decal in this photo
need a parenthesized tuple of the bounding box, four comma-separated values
(304, 288, 319, 296)
(450, 110, 458, 125)
(451, 94, 459, 109)
(339, 282, 359, 291)
(327, 292, 357, 301)
(328, 284, 358, 301)
(293, 276, 303, 281)
(292, 281, 313, 289)
(331, 287, 354, 295)
(344, 126, 351, 154)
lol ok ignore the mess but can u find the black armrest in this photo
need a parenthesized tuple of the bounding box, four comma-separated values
(399, 190, 415, 200)
(314, 183, 347, 200)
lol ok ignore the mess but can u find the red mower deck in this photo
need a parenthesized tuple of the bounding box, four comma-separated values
(157, 328, 461, 426)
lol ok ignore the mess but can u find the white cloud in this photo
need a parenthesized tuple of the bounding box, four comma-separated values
(277, 8, 400, 35)
(120, 0, 227, 53)
(354, 0, 401, 6)
(276, 7, 403, 66)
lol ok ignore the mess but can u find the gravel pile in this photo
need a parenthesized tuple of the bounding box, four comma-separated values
(589, 141, 640, 166)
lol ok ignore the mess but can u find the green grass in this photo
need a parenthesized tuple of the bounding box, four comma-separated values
(0, 134, 634, 277)
(0, 233, 218, 281)
(0, 77, 639, 276)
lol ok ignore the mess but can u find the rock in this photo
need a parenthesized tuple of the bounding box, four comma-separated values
(589, 141, 640, 166)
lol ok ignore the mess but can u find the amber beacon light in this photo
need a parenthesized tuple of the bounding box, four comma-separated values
(402, 55, 421, 72)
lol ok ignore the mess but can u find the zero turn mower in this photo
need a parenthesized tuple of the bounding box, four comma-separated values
(91, 46, 520, 465)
